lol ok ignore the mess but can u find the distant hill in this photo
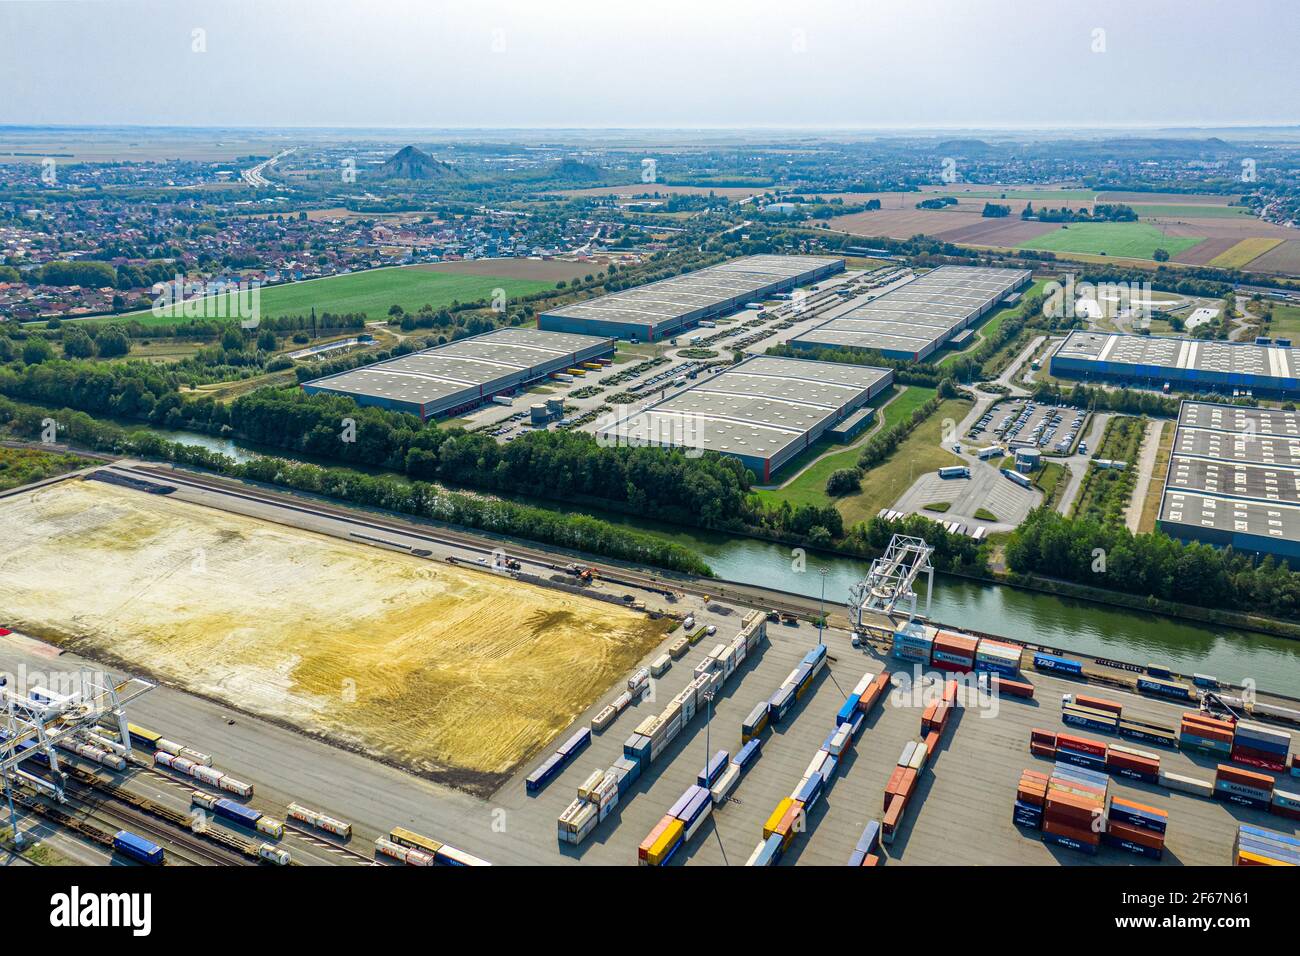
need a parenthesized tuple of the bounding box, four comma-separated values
(376, 145, 461, 181)
(549, 158, 604, 183)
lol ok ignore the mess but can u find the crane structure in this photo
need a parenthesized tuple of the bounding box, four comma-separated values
(1, 668, 153, 847)
(848, 533, 934, 631)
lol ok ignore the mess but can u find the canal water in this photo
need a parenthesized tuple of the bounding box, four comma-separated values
(147, 428, 1300, 693)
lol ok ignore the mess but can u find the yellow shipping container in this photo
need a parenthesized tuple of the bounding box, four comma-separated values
(646, 818, 684, 866)
(763, 797, 794, 840)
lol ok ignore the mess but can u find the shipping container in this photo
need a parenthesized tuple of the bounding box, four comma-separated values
(113, 829, 163, 866)
(212, 797, 261, 828)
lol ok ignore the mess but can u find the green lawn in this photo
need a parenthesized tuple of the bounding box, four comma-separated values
(835, 397, 971, 526)
(1017, 222, 1203, 260)
(755, 385, 938, 509)
(1131, 204, 1252, 219)
(1266, 303, 1300, 339)
(105, 267, 554, 325)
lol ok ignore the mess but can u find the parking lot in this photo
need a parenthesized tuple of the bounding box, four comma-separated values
(969, 400, 1088, 456)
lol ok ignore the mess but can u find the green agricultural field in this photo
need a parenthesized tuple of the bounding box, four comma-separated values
(1132, 204, 1252, 219)
(937, 189, 1098, 202)
(1016, 222, 1202, 261)
(107, 266, 555, 326)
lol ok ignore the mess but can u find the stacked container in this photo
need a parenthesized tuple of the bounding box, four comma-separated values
(974, 638, 1023, 677)
(1029, 727, 1058, 759)
(1013, 768, 1048, 828)
(1104, 796, 1167, 859)
(1062, 694, 1121, 734)
(1215, 764, 1274, 810)
(1041, 763, 1108, 855)
(742, 701, 771, 742)
(1231, 721, 1291, 772)
(846, 821, 882, 867)
(1118, 716, 1178, 749)
(1105, 744, 1160, 783)
(891, 621, 934, 664)
(1233, 824, 1300, 865)
(930, 630, 978, 672)
(1179, 713, 1234, 755)
(1054, 732, 1107, 772)
(639, 814, 684, 866)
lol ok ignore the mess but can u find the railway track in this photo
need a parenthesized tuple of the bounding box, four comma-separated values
(117, 462, 833, 623)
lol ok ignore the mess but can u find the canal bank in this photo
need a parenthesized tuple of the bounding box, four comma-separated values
(141, 426, 1300, 692)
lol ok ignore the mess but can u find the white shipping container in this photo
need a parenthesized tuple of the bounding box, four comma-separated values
(719, 647, 737, 677)
(708, 643, 727, 660)
(193, 764, 224, 786)
(592, 705, 617, 731)
(219, 777, 254, 798)
(803, 751, 829, 782)
(710, 764, 741, 805)
(683, 798, 713, 842)
(612, 691, 634, 712)
(907, 742, 928, 771)
(155, 738, 184, 756)
(1159, 770, 1215, 798)
(828, 726, 851, 757)
(745, 839, 772, 866)
(675, 689, 697, 723)
(257, 817, 284, 839)
(578, 769, 605, 801)
(781, 667, 802, 690)
(651, 654, 672, 677)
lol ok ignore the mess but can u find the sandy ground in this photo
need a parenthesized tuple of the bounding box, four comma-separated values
(0, 480, 669, 792)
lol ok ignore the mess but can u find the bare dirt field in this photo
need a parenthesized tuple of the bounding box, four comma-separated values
(0, 479, 670, 793)
(1170, 236, 1241, 265)
(409, 258, 609, 281)
(1241, 239, 1300, 276)
(932, 218, 1062, 246)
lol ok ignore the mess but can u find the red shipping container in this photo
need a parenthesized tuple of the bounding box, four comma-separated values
(1030, 728, 1058, 747)
(943, 679, 959, 706)
(1106, 751, 1160, 775)
(1030, 741, 1057, 758)
(884, 766, 906, 806)
(924, 730, 940, 757)
(882, 793, 905, 833)
(861, 853, 882, 866)
(1271, 802, 1300, 821)
(1056, 732, 1106, 758)
(1231, 748, 1286, 772)
(1110, 795, 1167, 822)
(1042, 817, 1101, 846)
(885, 768, 918, 808)
(1216, 764, 1275, 791)
(1106, 819, 1165, 850)
(994, 676, 1035, 699)
(1075, 694, 1123, 715)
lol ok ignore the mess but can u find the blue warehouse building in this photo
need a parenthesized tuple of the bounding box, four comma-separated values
(1050, 331, 1300, 398)
(302, 327, 614, 419)
(538, 254, 844, 342)
(1158, 401, 1300, 563)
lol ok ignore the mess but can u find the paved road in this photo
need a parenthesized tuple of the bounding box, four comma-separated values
(1126, 418, 1166, 532)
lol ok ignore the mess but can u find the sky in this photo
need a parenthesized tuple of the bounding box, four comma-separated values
(1, 0, 1297, 130)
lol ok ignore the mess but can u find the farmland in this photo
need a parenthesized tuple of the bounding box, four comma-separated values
(0, 479, 671, 792)
(1016, 222, 1203, 260)
(1208, 237, 1285, 269)
(115, 265, 556, 325)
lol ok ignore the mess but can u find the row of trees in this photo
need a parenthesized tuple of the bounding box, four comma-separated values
(0, 396, 712, 577)
(1005, 508, 1298, 620)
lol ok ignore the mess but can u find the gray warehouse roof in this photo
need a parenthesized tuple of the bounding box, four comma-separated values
(594, 355, 891, 470)
(540, 255, 842, 332)
(1054, 330, 1299, 381)
(788, 265, 1031, 357)
(1159, 400, 1300, 555)
(302, 327, 611, 414)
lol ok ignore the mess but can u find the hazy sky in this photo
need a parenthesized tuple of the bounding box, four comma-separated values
(2, 0, 1297, 129)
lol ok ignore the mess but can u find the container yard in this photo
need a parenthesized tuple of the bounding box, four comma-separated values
(0, 477, 671, 790)
(2, 469, 1297, 874)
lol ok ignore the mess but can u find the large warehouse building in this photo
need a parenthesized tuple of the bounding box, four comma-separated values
(1157, 400, 1300, 562)
(593, 355, 893, 481)
(786, 265, 1032, 361)
(301, 327, 614, 419)
(538, 254, 844, 341)
(1050, 330, 1300, 397)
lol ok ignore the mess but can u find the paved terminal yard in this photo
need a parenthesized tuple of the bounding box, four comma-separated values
(2, 464, 1297, 866)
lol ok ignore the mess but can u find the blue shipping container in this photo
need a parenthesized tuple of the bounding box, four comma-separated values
(212, 798, 262, 827)
(113, 830, 164, 865)
(734, 738, 762, 771)
(1034, 653, 1083, 676)
(699, 751, 729, 788)
(836, 695, 861, 725)
(855, 820, 881, 854)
